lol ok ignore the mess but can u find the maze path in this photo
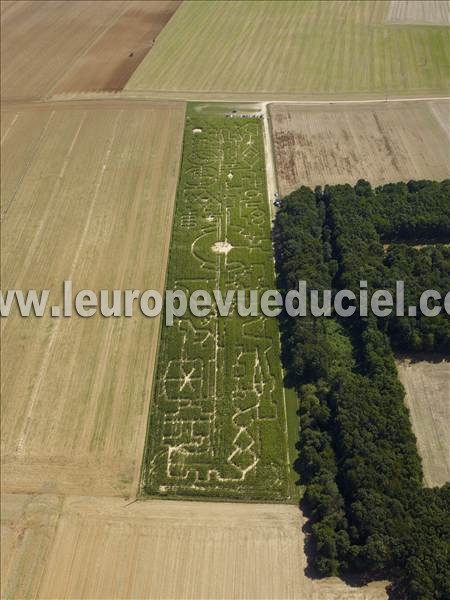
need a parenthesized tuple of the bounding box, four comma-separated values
(143, 109, 289, 500)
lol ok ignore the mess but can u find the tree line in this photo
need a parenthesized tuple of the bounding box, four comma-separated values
(274, 181, 450, 599)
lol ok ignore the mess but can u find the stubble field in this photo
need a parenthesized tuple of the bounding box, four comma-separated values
(270, 100, 450, 194)
(1, 100, 185, 497)
(126, 0, 449, 98)
(397, 358, 450, 487)
(1, 494, 388, 600)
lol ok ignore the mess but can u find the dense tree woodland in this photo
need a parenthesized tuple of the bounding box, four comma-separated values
(274, 181, 450, 599)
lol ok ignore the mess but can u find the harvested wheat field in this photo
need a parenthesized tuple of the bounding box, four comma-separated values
(270, 100, 450, 195)
(386, 0, 449, 26)
(0, 100, 185, 497)
(0, 0, 181, 100)
(397, 358, 450, 487)
(1, 494, 388, 600)
(1, 494, 63, 600)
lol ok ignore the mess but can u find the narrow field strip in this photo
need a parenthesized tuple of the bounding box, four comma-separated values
(142, 105, 290, 501)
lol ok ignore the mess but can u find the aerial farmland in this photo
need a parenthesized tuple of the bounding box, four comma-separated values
(126, 0, 449, 99)
(0, 0, 181, 99)
(397, 357, 450, 487)
(1, 100, 185, 497)
(270, 100, 450, 194)
(1, 1, 449, 599)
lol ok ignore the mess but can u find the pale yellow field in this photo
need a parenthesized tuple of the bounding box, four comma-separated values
(270, 100, 450, 195)
(397, 359, 450, 487)
(387, 1, 449, 25)
(1, 100, 185, 497)
(1, 494, 389, 600)
(1, 494, 63, 600)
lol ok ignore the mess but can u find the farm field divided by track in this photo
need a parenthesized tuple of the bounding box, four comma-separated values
(1, 100, 185, 497)
(397, 358, 450, 487)
(0, 0, 181, 100)
(1, 494, 389, 600)
(142, 105, 290, 501)
(270, 100, 450, 195)
(53, 1, 183, 95)
(2, 2, 448, 599)
(126, 0, 450, 98)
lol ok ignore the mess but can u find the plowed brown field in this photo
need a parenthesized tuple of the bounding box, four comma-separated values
(54, 1, 182, 94)
(1, 0, 181, 100)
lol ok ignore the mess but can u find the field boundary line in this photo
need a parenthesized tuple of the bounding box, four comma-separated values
(4, 93, 448, 112)
(39, 92, 450, 107)
(120, 90, 450, 104)
(261, 103, 278, 219)
(260, 110, 292, 501)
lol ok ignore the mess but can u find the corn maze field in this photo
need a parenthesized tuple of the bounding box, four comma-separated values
(142, 106, 290, 501)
